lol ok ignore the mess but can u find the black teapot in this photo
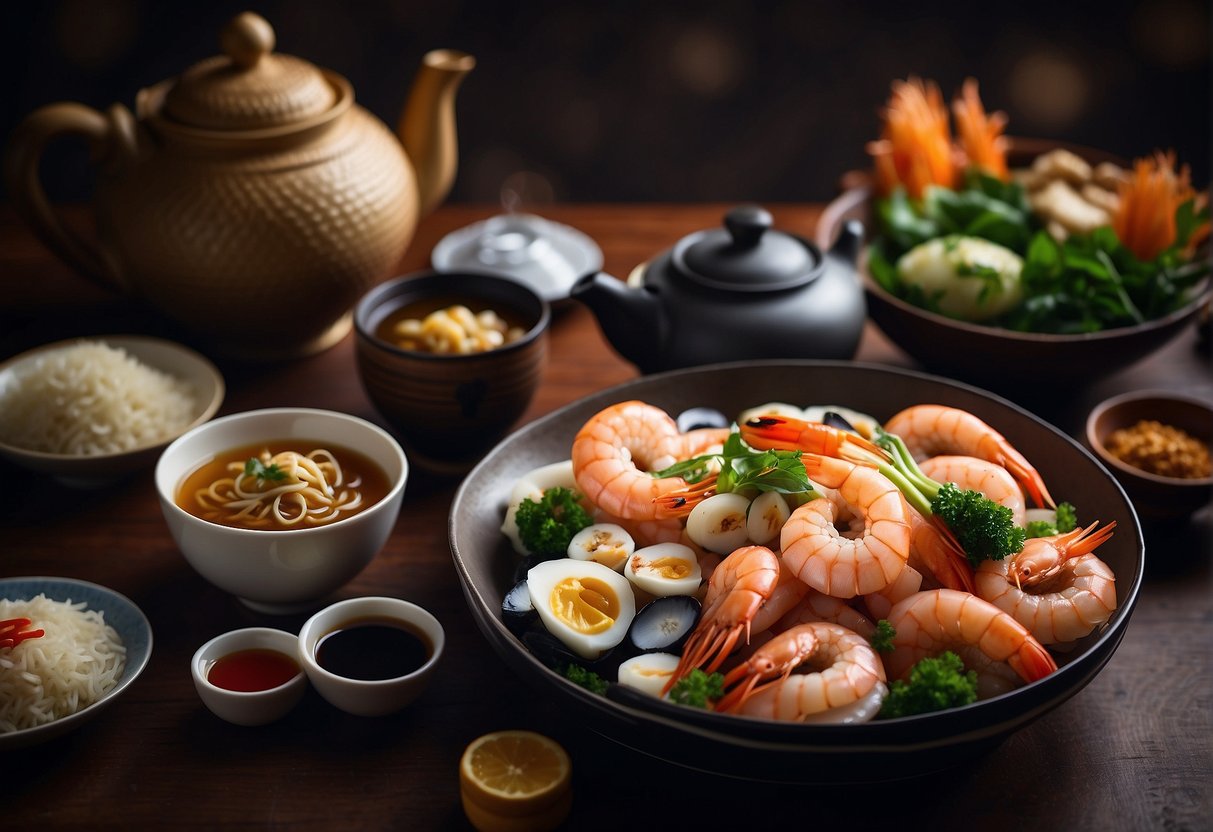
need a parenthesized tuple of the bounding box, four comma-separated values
(571, 206, 865, 373)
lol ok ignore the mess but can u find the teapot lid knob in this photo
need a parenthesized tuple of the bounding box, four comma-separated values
(723, 205, 773, 249)
(220, 12, 276, 70)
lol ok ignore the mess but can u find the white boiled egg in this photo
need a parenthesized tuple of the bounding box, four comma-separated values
(527, 559, 635, 660)
(624, 543, 702, 597)
(801, 405, 882, 441)
(617, 652, 681, 698)
(567, 523, 635, 572)
(501, 460, 578, 554)
(685, 492, 751, 554)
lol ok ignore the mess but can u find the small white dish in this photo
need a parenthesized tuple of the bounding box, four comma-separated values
(0, 577, 153, 750)
(191, 628, 307, 726)
(154, 408, 408, 614)
(432, 213, 603, 303)
(297, 597, 444, 717)
(0, 335, 224, 488)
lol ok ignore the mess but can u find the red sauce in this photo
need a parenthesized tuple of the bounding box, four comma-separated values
(207, 648, 300, 692)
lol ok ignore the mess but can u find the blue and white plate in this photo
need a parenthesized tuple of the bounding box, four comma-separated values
(0, 577, 153, 750)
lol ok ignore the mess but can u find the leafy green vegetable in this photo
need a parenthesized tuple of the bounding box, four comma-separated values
(870, 175, 1210, 333)
(669, 668, 725, 709)
(654, 432, 817, 498)
(870, 619, 896, 653)
(879, 651, 978, 718)
(563, 663, 608, 695)
(514, 487, 593, 557)
(243, 457, 286, 483)
(1025, 501, 1078, 538)
(874, 429, 1024, 565)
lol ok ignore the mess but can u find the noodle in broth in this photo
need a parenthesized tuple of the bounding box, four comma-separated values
(177, 441, 390, 530)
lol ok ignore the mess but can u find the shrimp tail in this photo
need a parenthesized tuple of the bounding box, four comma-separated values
(1008, 638, 1058, 683)
(928, 514, 977, 593)
(999, 452, 1056, 509)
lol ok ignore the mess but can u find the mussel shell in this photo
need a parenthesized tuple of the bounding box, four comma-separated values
(676, 407, 729, 433)
(822, 410, 858, 434)
(629, 595, 701, 652)
(522, 628, 615, 673)
(502, 579, 538, 636)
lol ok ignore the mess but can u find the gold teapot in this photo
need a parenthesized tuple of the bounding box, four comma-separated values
(4, 11, 474, 359)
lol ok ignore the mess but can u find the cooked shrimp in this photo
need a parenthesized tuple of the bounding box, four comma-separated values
(863, 563, 922, 621)
(976, 521, 1118, 644)
(885, 589, 1057, 698)
(919, 455, 1026, 527)
(716, 622, 887, 723)
(664, 545, 781, 691)
(750, 566, 810, 635)
(884, 405, 1055, 508)
(779, 455, 911, 598)
(776, 588, 877, 639)
(907, 506, 976, 593)
(739, 414, 889, 465)
(572, 401, 711, 520)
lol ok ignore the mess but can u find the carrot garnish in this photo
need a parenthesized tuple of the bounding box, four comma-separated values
(951, 78, 1009, 181)
(1113, 151, 1210, 262)
(867, 77, 956, 199)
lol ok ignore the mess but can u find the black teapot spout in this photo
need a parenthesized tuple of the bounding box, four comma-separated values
(570, 272, 667, 372)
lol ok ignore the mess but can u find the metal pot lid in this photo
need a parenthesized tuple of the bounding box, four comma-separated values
(432, 214, 603, 303)
(162, 12, 337, 131)
(672, 205, 821, 292)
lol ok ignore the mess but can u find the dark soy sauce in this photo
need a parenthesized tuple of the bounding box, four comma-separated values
(315, 616, 431, 681)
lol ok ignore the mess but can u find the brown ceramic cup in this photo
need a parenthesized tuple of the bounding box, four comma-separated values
(354, 271, 549, 474)
(1086, 390, 1213, 523)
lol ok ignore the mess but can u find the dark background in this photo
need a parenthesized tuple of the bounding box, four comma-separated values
(3, 0, 1209, 207)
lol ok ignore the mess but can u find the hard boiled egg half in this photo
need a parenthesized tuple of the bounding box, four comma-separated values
(527, 559, 636, 660)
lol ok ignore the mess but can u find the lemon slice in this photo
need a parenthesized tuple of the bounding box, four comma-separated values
(459, 730, 572, 827)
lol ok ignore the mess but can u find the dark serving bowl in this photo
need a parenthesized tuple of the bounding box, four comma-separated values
(448, 360, 1144, 783)
(816, 140, 1212, 397)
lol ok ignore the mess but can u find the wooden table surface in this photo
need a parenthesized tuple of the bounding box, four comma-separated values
(2, 204, 1210, 830)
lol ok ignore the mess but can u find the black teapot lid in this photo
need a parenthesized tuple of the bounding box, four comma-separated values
(672, 205, 821, 292)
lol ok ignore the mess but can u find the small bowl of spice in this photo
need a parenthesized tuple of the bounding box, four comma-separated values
(191, 627, 307, 726)
(297, 596, 445, 717)
(1087, 390, 1213, 522)
(354, 271, 550, 474)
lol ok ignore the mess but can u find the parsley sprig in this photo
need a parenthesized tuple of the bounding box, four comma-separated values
(243, 457, 287, 483)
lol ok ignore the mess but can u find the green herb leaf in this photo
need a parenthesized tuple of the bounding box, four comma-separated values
(243, 457, 286, 482)
(563, 663, 608, 695)
(669, 668, 725, 709)
(879, 651, 978, 718)
(652, 430, 815, 496)
(870, 619, 896, 653)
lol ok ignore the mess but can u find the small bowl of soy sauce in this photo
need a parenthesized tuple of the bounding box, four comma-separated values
(191, 627, 308, 726)
(297, 596, 445, 717)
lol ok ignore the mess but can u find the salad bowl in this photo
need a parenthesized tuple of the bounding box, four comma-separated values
(817, 139, 1211, 397)
(448, 360, 1144, 783)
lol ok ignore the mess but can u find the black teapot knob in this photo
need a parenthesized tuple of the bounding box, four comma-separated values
(724, 205, 773, 249)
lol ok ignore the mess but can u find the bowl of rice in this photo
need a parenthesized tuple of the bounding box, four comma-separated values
(0, 336, 224, 487)
(0, 576, 153, 750)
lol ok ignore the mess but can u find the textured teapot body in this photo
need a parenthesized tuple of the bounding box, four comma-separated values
(98, 93, 416, 357)
(4, 12, 472, 360)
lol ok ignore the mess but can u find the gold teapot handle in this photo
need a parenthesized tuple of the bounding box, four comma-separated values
(3, 102, 139, 293)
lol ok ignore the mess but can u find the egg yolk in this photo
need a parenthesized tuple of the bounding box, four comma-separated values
(636, 557, 693, 579)
(549, 577, 620, 634)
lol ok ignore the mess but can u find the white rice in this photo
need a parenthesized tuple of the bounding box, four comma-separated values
(0, 341, 197, 455)
(0, 594, 127, 733)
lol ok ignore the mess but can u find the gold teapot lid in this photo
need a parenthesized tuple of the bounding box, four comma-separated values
(161, 12, 337, 131)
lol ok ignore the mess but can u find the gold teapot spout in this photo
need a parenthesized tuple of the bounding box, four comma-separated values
(398, 49, 475, 217)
